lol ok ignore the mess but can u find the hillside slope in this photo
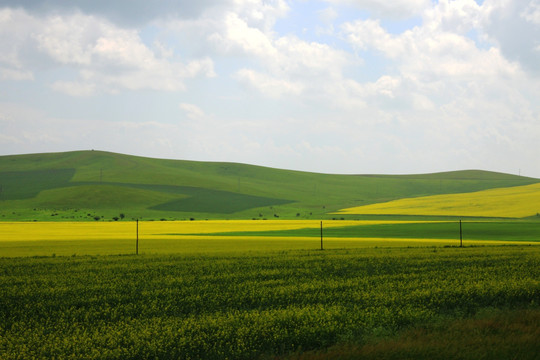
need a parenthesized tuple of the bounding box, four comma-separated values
(0, 150, 538, 221)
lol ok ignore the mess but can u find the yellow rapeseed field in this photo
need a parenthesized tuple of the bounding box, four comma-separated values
(336, 183, 540, 218)
(0, 219, 421, 242)
(1, 220, 536, 257)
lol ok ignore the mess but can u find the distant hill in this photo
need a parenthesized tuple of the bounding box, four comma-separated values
(0, 150, 538, 221)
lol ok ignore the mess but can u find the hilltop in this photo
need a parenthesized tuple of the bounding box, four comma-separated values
(0, 150, 538, 221)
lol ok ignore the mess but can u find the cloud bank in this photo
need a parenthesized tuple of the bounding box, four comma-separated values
(0, 0, 539, 176)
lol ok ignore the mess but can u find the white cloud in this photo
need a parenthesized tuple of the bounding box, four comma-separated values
(343, 13, 519, 80)
(342, 19, 401, 55)
(0, 0, 230, 26)
(34, 13, 96, 65)
(423, 0, 481, 33)
(318, 7, 338, 25)
(203, 7, 351, 100)
(210, 12, 277, 57)
(367, 75, 401, 98)
(179, 103, 206, 120)
(0, 68, 34, 81)
(0, 8, 38, 79)
(481, 0, 540, 74)
(0, 8, 215, 95)
(272, 36, 349, 79)
(231, 0, 290, 31)
(326, 0, 432, 18)
(522, 0, 540, 24)
(51, 81, 96, 97)
(234, 69, 303, 98)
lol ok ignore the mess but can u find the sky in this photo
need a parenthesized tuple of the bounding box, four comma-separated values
(0, 0, 539, 177)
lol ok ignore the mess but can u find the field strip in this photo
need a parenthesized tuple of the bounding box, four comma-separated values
(144, 234, 540, 246)
(2, 221, 536, 250)
(0, 220, 441, 242)
(1, 235, 537, 258)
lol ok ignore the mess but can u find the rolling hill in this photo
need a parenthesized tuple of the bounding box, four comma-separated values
(0, 150, 538, 221)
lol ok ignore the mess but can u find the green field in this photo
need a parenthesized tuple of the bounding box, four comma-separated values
(206, 220, 540, 242)
(1, 246, 539, 359)
(1, 150, 538, 221)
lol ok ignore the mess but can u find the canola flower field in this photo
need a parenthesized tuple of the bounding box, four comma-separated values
(336, 182, 540, 218)
(2, 219, 539, 257)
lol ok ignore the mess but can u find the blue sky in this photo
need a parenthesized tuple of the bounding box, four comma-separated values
(1, 0, 539, 176)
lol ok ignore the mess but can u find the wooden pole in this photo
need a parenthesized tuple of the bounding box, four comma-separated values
(136, 219, 139, 255)
(320, 221, 323, 250)
(459, 219, 463, 248)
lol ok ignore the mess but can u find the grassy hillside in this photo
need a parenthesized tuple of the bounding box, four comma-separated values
(0, 150, 538, 221)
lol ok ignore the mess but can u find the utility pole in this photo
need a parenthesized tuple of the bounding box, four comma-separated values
(320, 221, 324, 250)
(136, 219, 139, 255)
(459, 219, 463, 248)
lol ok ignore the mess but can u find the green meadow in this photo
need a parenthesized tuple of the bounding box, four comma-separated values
(1, 150, 538, 221)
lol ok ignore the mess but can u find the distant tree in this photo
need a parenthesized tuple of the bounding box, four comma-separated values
(93, 216, 100, 221)
(119, 213, 125, 220)
(113, 217, 119, 221)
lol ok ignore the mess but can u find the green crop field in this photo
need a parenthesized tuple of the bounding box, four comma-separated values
(208, 220, 540, 242)
(1, 246, 539, 359)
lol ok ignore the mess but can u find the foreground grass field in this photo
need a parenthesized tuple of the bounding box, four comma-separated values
(280, 307, 540, 360)
(1, 246, 539, 359)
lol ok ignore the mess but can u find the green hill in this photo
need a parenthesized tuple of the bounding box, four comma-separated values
(0, 150, 538, 221)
